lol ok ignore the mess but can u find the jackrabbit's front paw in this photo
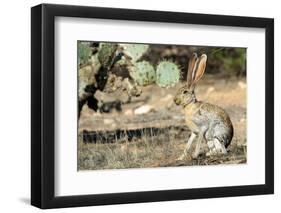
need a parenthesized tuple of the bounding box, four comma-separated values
(206, 150, 216, 157)
(206, 150, 228, 157)
(177, 153, 192, 161)
(191, 153, 199, 159)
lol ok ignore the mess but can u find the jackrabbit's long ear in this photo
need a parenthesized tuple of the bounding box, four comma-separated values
(187, 53, 198, 88)
(191, 54, 207, 86)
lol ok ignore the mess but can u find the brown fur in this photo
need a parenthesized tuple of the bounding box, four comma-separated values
(174, 53, 233, 159)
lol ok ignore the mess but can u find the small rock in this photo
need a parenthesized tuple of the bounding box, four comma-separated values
(238, 81, 246, 89)
(124, 109, 133, 115)
(206, 87, 215, 95)
(103, 118, 114, 125)
(134, 105, 153, 114)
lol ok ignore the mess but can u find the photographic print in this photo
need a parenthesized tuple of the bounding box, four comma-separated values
(78, 41, 247, 171)
(31, 4, 273, 208)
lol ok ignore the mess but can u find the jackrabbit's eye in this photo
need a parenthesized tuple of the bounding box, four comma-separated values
(183, 90, 188, 94)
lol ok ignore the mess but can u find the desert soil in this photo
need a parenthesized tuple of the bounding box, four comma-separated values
(78, 76, 247, 170)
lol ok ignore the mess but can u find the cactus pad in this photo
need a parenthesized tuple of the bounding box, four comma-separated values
(156, 61, 180, 87)
(98, 43, 118, 68)
(120, 44, 149, 62)
(129, 61, 156, 86)
(78, 42, 92, 65)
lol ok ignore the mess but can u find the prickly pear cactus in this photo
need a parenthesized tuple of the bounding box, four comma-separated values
(120, 44, 149, 62)
(78, 42, 92, 65)
(129, 61, 156, 86)
(156, 61, 180, 88)
(98, 43, 118, 68)
(78, 54, 101, 99)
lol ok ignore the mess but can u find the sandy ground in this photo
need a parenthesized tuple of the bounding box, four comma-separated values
(78, 76, 247, 170)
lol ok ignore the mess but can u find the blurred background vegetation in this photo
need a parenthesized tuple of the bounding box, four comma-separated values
(78, 41, 247, 170)
(78, 42, 246, 81)
(141, 45, 246, 79)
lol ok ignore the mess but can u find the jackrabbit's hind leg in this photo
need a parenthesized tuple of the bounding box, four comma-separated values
(206, 140, 216, 156)
(177, 132, 196, 160)
(213, 138, 227, 155)
(206, 138, 227, 156)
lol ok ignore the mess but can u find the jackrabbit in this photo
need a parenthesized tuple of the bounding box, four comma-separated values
(174, 53, 233, 159)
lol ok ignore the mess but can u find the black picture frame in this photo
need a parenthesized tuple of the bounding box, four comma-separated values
(31, 3, 274, 209)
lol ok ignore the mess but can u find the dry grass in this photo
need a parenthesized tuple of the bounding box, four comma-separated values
(78, 77, 247, 170)
(78, 132, 246, 170)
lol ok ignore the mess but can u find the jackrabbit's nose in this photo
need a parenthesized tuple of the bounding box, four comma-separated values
(174, 98, 180, 105)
